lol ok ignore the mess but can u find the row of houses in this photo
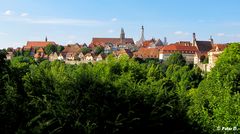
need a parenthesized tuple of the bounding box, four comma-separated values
(6, 27, 227, 72)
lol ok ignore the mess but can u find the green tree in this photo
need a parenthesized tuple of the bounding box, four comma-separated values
(81, 47, 91, 55)
(13, 50, 22, 57)
(188, 43, 240, 133)
(0, 49, 206, 133)
(94, 46, 104, 55)
(23, 50, 31, 57)
(0, 49, 9, 89)
(44, 44, 57, 55)
(56, 45, 64, 53)
(165, 52, 186, 66)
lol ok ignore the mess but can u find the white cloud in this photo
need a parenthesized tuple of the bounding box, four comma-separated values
(216, 33, 225, 37)
(20, 13, 29, 17)
(3, 10, 13, 16)
(108, 29, 114, 33)
(111, 18, 117, 22)
(174, 31, 189, 36)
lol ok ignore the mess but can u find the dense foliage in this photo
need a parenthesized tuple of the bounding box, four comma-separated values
(0, 43, 239, 134)
(44, 44, 64, 55)
(94, 46, 104, 55)
(188, 43, 240, 133)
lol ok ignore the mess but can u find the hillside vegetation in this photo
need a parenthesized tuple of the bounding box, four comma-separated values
(0, 43, 239, 134)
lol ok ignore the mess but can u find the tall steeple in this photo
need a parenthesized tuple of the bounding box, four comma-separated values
(140, 25, 145, 42)
(45, 36, 48, 42)
(210, 35, 214, 45)
(120, 28, 125, 40)
(120, 28, 125, 44)
(192, 33, 196, 46)
(164, 37, 168, 45)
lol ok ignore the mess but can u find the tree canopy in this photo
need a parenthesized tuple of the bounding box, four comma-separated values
(94, 46, 104, 55)
(0, 43, 239, 133)
(81, 47, 91, 55)
(188, 43, 240, 133)
(165, 52, 186, 66)
(44, 44, 57, 55)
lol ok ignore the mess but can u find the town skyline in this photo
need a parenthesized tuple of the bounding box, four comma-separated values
(1, 0, 240, 48)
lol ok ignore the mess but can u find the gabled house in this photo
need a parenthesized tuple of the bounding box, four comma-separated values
(36, 47, 44, 55)
(208, 44, 227, 68)
(85, 53, 95, 62)
(142, 38, 164, 48)
(34, 47, 45, 60)
(58, 53, 64, 61)
(113, 49, 133, 58)
(78, 52, 85, 61)
(133, 47, 161, 60)
(96, 54, 107, 61)
(61, 44, 82, 61)
(66, 52, 79, 61)
(104, 44, 113, 54)
(49, 52, 59, 61)
(6, 52, 14, 60)
(159, 44, 198, 64)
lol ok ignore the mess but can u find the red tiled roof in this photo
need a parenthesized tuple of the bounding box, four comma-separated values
(209, 44, 227, 52)
(90, 38, 134, 47)
(161, 44, 198, 54)
(61, 44, 82, 56)
(114, 49, 133, 57)
(142, 40, 154, 47)
(134, 48, 160, 59)
(24, 41, 56, 49)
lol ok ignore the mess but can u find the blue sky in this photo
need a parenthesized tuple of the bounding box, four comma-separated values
(1, 0, 240, 48)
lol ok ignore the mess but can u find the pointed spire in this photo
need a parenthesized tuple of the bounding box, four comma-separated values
(121, 28, 124, 34)
(210, 35, 214, 45)
(120, 28, 125, 38)
(120, 28, 125, 41)
(45, 36, 48, 42)
(120, 28, 125, 44)
(192, 33, 196, 46)
(164, 37, 168, 45)
(140, 26, 145, 42)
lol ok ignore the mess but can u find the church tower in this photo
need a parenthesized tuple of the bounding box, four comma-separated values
(192, 33, 196, 46)
(210, 35, 214, 45)
(120, 28, 125, 44)
(45, 36, 48, 42)
(164, 37, 168, 45)
(140, 26, 145, 42)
